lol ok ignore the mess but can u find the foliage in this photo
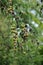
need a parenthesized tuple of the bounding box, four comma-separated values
(0, 0, 43, 65)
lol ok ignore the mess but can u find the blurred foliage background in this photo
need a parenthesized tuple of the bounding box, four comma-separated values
(0, 0, 43, 65)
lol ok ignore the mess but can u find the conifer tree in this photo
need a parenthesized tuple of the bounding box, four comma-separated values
(0, 0, 43, 65)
